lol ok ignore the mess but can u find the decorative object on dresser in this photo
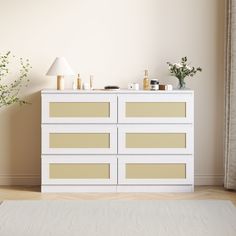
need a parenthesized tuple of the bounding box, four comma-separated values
(41, 89, 194, 192)
(77, 74, 82, 90)
(83, 82, 90, 90)
(167, 57, 202, 89)
(150, 79, 159, 90)
(104, 86, 120, 90)
(89, 75, 94, 89)
(159, 84, 173, 91)
(143, 69, 149, 90)
(128, 83, 139, 90)
(46, 57, 74, 90)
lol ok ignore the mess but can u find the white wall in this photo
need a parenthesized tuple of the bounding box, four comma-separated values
(0, 0, 225, 185)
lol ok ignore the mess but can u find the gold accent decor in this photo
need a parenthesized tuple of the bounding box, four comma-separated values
(126, 102, 186, 117)
(126, 133, 186, 148)
(126, 163, 186, 179)
(50, 163, 110, 179)
(50, 102, 110, 117)
(77, 74, 82, 89)
(50, 133, 110, 148)
(90, 75, 93, 89)
(143, 70, 149, 90)
(57, 75, 64, 90)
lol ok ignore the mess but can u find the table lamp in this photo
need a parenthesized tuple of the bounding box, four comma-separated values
(46, 57, 74, 90)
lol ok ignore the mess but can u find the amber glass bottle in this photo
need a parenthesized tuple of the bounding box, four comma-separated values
(143, 70, 149, 90)
(77, 74, 82, 90)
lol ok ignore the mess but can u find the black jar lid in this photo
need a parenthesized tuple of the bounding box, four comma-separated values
(150, 79, 159, 85)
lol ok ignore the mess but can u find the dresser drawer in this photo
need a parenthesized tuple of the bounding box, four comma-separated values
(42, 94, 117, 123)
(118, 93, 193, 123)
(118, 156, 193, 185)
(118, 124, 193, 154)
(42, 125, 117, 154)
(42, 156, 117, 185)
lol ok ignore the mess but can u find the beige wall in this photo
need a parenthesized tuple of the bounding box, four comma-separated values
(0, 0, 225, 185)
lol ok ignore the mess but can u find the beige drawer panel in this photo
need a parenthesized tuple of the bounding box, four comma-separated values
(126, 102, 186, 117)
(126, 163, 186, 179)
(50, 102, 109, 118)
(42, 125, 117, 154)
(126, 133, 186, 148)
(50, 133, 110, 148)
(50, 163, 110, 179)
(118, 125, 193, 154)
(42, 94, 117, 123)
(118, 156, 193, 185)
(42, 156, 117, 185)
(118, 94, 193, 124)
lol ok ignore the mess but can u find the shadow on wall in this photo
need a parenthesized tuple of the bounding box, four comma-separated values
(7, 91, 41, 185)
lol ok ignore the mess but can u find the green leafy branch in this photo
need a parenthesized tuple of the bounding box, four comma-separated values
(0, 51, 32, 108)
(167, 57, 202, 80)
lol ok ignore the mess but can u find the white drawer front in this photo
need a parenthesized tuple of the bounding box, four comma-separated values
(118, 94, 193, 124)
(42, 125, 117, 154)
(42, 156, 117, 185)
(118, 156, 193, 185)
(118, 124, 193, 154)
(42, 94, 117, 123)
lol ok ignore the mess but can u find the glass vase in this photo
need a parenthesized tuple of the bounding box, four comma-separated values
(177, 78, 186, 89)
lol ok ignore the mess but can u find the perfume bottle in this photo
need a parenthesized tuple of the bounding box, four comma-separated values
(77, 74, 82, 90)
(143, 70, 149, 90)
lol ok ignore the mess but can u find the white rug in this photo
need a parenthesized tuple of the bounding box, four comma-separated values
(0, 200, 236, 236)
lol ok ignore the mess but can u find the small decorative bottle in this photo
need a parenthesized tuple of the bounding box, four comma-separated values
(77, 74, 82, 90)
(143, 70, 149, 90)
(72, 79, 77, 90)
(90, 75, 94, 89)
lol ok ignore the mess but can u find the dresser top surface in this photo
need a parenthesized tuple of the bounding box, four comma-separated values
(41, 89, 194, 94)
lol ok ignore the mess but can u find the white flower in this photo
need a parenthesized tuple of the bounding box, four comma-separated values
(186, 65, 192, 70)
(174, 63, 183, 68)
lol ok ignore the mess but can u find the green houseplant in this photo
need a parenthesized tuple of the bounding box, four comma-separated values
(167, 57, 202, 89)
(0, 51, 31, 108)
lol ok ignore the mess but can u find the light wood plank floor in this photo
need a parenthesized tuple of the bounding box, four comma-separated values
(0, 186, 236, 206)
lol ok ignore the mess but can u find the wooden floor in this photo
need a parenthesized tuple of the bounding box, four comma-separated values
(0, 186, 236, 206)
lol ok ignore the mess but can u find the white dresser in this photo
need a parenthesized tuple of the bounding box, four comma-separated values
(41, 89, 194, 192)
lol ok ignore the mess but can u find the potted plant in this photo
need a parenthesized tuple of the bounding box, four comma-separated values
(0, 51, 31, 108)
(167, 57, 202, 89)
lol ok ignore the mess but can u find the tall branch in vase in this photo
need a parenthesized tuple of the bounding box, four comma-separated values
(0, 51, 32, 108)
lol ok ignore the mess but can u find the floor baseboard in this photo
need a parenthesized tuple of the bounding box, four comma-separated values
(194, 175, 224, 186)
(0, 175, 40, 186)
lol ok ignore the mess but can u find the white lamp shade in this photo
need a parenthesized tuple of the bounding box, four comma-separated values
(46, 57, 75, 76)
